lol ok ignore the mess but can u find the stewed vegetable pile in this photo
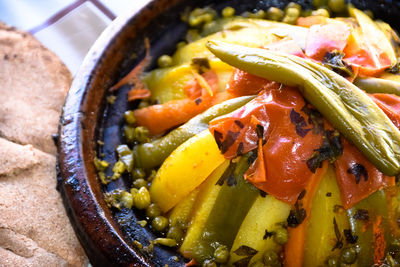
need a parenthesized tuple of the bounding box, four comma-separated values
(95, 2, 400, 266)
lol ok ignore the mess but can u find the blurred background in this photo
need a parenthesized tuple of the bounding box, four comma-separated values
(0, 0, 150, 74)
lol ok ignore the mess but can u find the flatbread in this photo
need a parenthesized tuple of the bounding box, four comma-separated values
(0, 23, 87, 266)
(0, 22, 71, 155)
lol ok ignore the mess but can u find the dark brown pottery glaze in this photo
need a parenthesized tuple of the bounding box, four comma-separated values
(57, 0, 400, 266)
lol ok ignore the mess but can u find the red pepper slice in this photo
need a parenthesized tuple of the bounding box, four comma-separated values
(210, 87, 324, 204)
(305, 23, 351, 61)
(334, 138, 395, 209)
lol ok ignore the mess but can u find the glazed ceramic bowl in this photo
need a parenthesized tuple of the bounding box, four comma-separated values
(57, 0, 400, 266)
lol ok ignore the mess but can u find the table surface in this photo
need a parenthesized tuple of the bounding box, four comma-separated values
(0, 0, 151, 75)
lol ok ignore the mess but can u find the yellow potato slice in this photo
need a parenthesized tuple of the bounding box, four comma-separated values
(150, 129, 225, 212)
(229, 195, 291, 265)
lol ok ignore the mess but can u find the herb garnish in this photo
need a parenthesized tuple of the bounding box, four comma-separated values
(307, 130, 343, 173)
(234, 120, 245, 129)
(232, 245, 258, 267)
(290, 109, 311, 137)
(353, 209, 369, 221)
(323, 50, 354, 78)
(301, 105, 324, 134)
(287, 192, 307, 228)
(332, 217, 344, 251)
(347, 163, 368, 184)
(216, 162, 236, 186)
(344, 229, 358, 244)
(256, 124, 264, 139)
(236, 142, 244, 157)
(263, 229, 275, 240)
(219, 130, 240, 154)
(191, 57, 210, 74)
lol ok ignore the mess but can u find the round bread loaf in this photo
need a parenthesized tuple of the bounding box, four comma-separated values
(0, 22, 87, 266)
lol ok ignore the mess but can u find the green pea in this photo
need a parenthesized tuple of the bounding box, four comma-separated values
(328, 0, 345, 13)
(120, 191, 133, 209)
(282, 7, 300, 24)
(199, 13, 214, 24)
(312, 0, 328, 8)
(130, 187, 138, 195)
(131, 168, 146, 179)
(123, 110, 137, 125)
(153, 237, 177, 247)
(302, 9, 313, 17)
(312, 8, 330, 17)
(188, 15, 203, 27)
(285, 2, 302, 13)
(176, 41, 187, 49)
(146, 203, 161, 219)
(266, 7, 284, 21)
(274, 227, 288, 245)
(133, 187, 151, 209)
(202, 260, 217, 267)
(94, 157, 109, 172)
(124, 125, 135, 144)
(112, 160, 126, 180)
(98, 172, 109, 185)
(263, 250, 279, 265)
(340, 247, 357, 264)
(327, 256, 339, 267)
(250, 10, 267, 19)
(105, 189, 132, 210)
(134, 126, 149, 143)
(158, 55, 173, 68)
(222, 6, 235, 18)
(152, 216, 169, 232)
(166, 226, 184, 243)
(133, 178, 148, 189)
(202, 21, 220, 36)
(286, 7, 300, 17)
(213, 244, 229, 264)
(282, 15, 298, 25)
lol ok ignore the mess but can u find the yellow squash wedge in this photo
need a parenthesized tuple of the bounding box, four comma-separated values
(150, 129, 225, 212)
(303, 165, 351, 266)
(229, 195, 291, 265)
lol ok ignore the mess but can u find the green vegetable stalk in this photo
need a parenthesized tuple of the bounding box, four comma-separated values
(354, 77, 400, 96)
(134, 95, 255, 169)
(206, 40, 400, 176)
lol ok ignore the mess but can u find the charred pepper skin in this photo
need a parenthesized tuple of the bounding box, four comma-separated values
(206, 40, 400, 177)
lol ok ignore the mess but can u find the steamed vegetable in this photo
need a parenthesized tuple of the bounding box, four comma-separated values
(134, 95, 254, 170)
(100, 4, 400, 267)
(181, 153, 259, 263)
(206, 40, 400, 176)
(149, 130, 225, 212)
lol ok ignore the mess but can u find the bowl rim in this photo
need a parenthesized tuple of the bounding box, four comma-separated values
(57, 2, 155, 266)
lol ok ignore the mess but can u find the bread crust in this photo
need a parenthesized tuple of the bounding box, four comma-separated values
(0, 23, 87, 266)
(0, 22, 72, 155)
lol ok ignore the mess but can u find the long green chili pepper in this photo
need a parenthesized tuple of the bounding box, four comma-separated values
(134, 95, 255, 170)
(206, 40, 400, 176)
(354, 77, 400, 96)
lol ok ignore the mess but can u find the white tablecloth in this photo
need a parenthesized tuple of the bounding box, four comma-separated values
(0, 0, 150, 75)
